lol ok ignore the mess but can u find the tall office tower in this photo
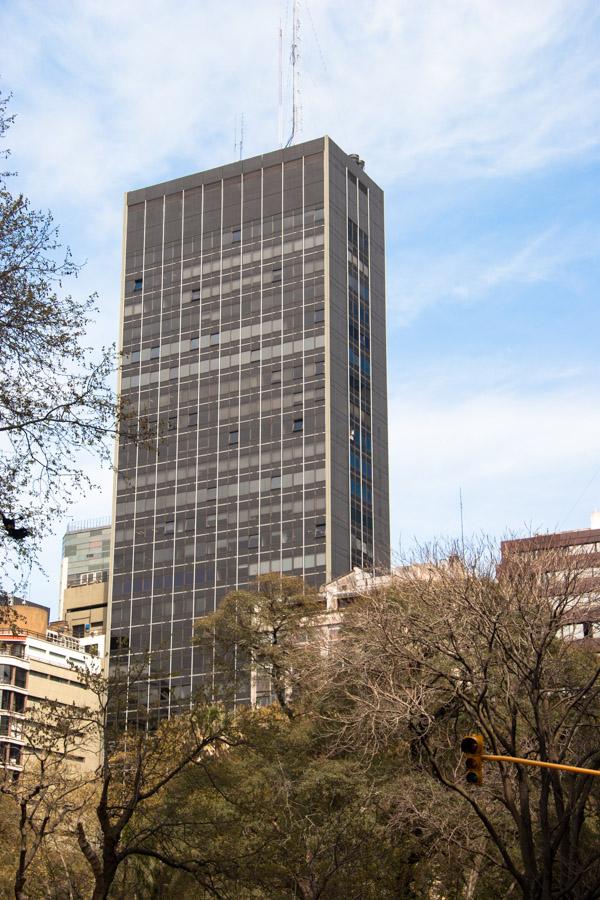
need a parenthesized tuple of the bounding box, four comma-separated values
(109, 137, 389, 711)
(59, 519, 112, 637)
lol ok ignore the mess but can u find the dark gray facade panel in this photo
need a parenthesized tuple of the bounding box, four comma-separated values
(326, 139, 389, 573)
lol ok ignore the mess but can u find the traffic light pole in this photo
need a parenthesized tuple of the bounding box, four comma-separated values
(482, 754, 600, 778)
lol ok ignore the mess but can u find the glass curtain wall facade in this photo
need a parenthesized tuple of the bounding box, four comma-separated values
(109, 137, 389, 716)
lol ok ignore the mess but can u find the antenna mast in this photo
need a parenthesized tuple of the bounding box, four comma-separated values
(285, 0, 301, 148)
(278, 19, 284, 147)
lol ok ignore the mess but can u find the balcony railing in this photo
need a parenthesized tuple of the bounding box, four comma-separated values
(0, 642, 26, 659)
(0, 629, 84, 653)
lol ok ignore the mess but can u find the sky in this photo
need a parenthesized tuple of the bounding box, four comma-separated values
(1, 0, 600, 614)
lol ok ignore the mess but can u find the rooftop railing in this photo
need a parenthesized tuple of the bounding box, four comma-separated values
(65, 516, 111, 534)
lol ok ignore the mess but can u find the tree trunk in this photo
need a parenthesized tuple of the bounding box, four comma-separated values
(15, 802, 28, 900)
(90, 860, 119, 900)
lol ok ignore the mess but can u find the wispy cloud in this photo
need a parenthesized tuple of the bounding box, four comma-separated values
(1, 0, 600, 605)
(389, 376, 600, 548)
(389, 221, 600, 324)
(3, 0, 600, 216)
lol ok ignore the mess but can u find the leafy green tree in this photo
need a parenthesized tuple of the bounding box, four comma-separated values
(195, 574, 324, 717)
(140, 707, 412, 899)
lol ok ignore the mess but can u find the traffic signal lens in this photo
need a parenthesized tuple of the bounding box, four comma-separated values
(461, 737, 479, 754)
(465, 758, 479, 770)
(466, 771, 480, 784)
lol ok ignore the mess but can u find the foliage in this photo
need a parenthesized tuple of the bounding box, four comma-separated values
(0, 694, 96, 899)
(317, 545, 600, 899)
(0, 91, 136, 590)
(66, 665, 239, 900)
(125, 707, 413, 899)
(195, 573, 324, 716)
(1, 551, 599, 897)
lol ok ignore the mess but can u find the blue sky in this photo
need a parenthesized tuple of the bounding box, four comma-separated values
(1, 0, 600, 613)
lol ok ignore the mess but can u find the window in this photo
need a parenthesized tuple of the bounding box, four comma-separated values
(190, 336, 200, 350)
(292, 418, 303, 433)
(210, 331, 220, 346)
(228, 430, 239, 446)
(270, 475, 281, 490)
(315, 522, 326, 539)
(293, 365, 303, 380)
(150, 345, 160, 359)
(72, 625, 85, 638)
(250, 348, 260, 362)
(191, 287, 201, 302)
(13, 694, 25, 713)
(272, 263, 282, 283)
(133, 278, 143, 292)
(168, 413, 177, 431)
(164, 519, 175, 535)
(13, 668, 26, 688)
(188, 411, 197, 428)
(248, 534, 259, 550)
(271, 368, 281, 385)
(314, 305, 325, 324)
(110, 635, 130, 651)
(315, 360, 325, 376)
(232, 226, 241, 243)
(8, 744, 21, 766)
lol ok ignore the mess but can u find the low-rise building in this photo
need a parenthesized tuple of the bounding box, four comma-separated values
(0, 600, 102, 775)
(501, 513, 600, 646)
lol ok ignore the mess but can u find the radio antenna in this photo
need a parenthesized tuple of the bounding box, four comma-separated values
(278, 20, 284, 147)
(285, 0, 302, 147)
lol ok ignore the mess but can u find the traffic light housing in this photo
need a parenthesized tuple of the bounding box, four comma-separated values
(461, 734, 484, 785)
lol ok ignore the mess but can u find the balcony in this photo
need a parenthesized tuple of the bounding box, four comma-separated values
(0, 641, 26, 659)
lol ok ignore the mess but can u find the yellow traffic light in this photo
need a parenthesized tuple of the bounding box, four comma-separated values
(461, 734, 484, 785)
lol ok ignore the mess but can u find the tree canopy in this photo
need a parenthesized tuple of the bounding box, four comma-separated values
(0, 91, 133, 591)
